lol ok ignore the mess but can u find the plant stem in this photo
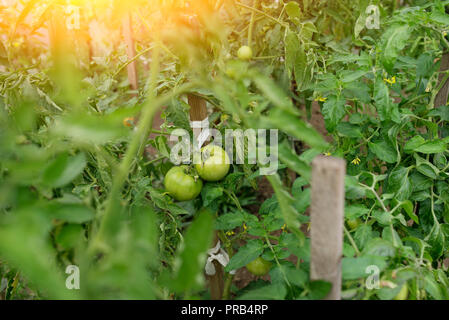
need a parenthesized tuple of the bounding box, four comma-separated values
(344, 226, 360, 255)
(247, 0, 258, 47)
(236, 2, 288, 27)
(90, 40, 162, 254)
(222, 233, 234, 300)
(264, 233, 290, 287)
(222, 273, 234, 300)
(113, 45, 156, 79)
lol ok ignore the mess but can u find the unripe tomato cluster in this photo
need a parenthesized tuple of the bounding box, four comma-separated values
(164, 145, 230, 201)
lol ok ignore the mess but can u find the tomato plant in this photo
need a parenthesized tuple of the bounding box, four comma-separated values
(0, 0, 448, 301)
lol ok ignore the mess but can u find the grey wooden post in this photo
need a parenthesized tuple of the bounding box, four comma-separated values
(310, 156, 346, 300)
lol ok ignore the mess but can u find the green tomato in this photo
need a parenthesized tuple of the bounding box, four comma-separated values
(394, 283, 408, 300)
(164, 165, 203, 201)
(237, 45, 252, 60)
(246, 257, 272, 276)
(347, 218, 362, 230)
(195, 145, 230, 182)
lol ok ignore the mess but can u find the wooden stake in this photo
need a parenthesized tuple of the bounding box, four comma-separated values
(122, 12, 138, 96)
(435, 52, 449, 109)
(310, 156, 346, 300)
(208, 235, 225, 300)
(187, 93, 224, 299)
(187, 93, 208, 122)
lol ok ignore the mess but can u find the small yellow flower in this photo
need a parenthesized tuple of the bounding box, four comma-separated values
(226, 230, 235, 236)
(314, 96, 327, 102)
(324, 152, 331, 156)
(243, 223, 248, 232)
(443, 31, 448, 37)
(383, 76, 396, 85)
(220, 114, 229, 122)
(12, 42, 21, 48)
(281, 224, 286, 232)
(351, 157, 361, 165)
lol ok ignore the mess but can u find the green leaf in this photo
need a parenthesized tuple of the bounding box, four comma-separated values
(201, 184, 223, 207)
(343, 81, 371, 103)
(340, 70, 368, 83)
(354, 11, 367, 38)
(401, 200, 419, 224)
(372, 210, 393, 226)
(250, 71, 297, 114)
(266, 174, 305, 244)
(430, 11, 449, 25)
(130, 205, 158, 266)
(278, 141, 311, 181)
(336, 122, 363, 138)
(387, 166, 412, 201)
(45, 202, 95, 223)
(42, 153, 86, 188)
(293, 188, 310, 214)
(382, 226, 402, 246)
(236, 283, 287, 300)
(354, 225, 375, 250)
(424, 272, 445, 300)
(426, 222, 445, 260)
(410, 172, 433, 192)
(307, 280, 332, 300)
(428, 106, 449, 120)
(0, 213, 79, 299)
(55, 224, 83, 249)
(52, 113, 128, 144)
(225, 239, 264, 271)
(342, 255, 387, 280)
(285, 2, 301, 19)
(322, 95, 346, 132)
(171, 208, 214, 293)
(369, 140, 398, 163)
(415, 154, 440, 179)
(345, 175, 367, 199)
(294, 44, 311, 91)
(215, 211, 245, 230)
(404, 136, 425, 153)
(267, 109, 328, 150)
(285, 30, 299, 74)
(362, 238, 396, 257)
(269, 262, 307, 287)
(345, 204, 369, 219)
(416, 53, 434, 78)
(373, 80, 400, 122)
(165, 99, 191, 132)
(414, 140, 447, 154)
(381, 24, 411, 73)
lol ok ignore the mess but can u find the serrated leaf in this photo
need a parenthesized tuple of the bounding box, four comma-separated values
(381, 24, 411, 73)
(42, 153, 86, 188)
(369, 140, 398, 164)
(322, 95, 346, 132)
(225, 239, 264, 271)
